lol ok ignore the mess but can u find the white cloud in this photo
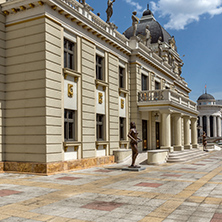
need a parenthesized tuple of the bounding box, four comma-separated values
(150, 0, 222, 30)
(124, 0, 143, 15)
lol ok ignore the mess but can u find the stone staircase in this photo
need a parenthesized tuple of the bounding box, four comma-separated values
(167, 149, 209, 163)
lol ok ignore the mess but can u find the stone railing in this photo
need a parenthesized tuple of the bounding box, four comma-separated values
(138, 89, 197, 111)
(60, 0, 128, 45)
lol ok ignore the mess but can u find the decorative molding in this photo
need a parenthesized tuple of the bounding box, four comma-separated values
(68, 84, 73, 98)
(121, 99, 124, 109)
(98, 92, 103, 104)
(119, 88, 129, 96)
(63, 68, 81, 79)
(96, 141, 109, 150)
(95, 79, 109, 89)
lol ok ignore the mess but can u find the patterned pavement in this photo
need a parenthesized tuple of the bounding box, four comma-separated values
(0, 151, 222, 222)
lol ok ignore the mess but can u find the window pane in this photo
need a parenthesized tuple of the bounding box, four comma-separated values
(142, 75, 147, 90)
(68, 111, 73, 119)
(69, 123, 73, 139)
(64, 122, 67, 139)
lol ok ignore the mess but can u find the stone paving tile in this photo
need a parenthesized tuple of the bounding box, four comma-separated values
(0, 151, 222, 222)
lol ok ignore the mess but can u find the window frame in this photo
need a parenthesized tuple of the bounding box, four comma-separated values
(64, 38, 75, 70)
(96, 114, 105, 141)
(64, 109, 76, 141)
(96, 55, 104, 81)
(119, 117, 125, 141)
(141, 74, 148, 91)
(119, 66, 125, 89)
(155, 80, 160, 90)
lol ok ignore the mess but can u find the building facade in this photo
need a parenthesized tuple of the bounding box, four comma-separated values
(0, 0, 198, 174)
(197, 93, 222, 139)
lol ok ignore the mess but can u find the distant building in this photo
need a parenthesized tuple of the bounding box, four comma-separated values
(197, 93, 222, 139)
(0, 0, 198, 174)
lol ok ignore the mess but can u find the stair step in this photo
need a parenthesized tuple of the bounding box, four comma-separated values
(167, 149, 208, 163)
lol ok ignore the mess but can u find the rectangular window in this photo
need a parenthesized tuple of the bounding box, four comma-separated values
(120, 117, 125, 140)
(155, 81, 160, 90)
(96, 55, 104, 80)
(119, 67, 125, 88)
(142, 74, 148, 91)
(97, 114, 104, 140)
(64, 38, 75, 69)
(64, 109, 75, 141)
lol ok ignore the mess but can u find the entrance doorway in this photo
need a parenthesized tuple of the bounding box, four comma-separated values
(156, 122, 160, 149)
(142, 120, 148, 150)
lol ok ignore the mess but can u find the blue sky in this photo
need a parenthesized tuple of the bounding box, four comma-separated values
(86, 0, 222, 102)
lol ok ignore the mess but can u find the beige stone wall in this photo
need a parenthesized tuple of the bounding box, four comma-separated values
(0, 10, 5, 162)
(81, 38, 96, 158)
(108, 54, 119, 154)
(5, 18, 46, 162)
(45, 18, 62, 162)
(4, 17, 63, 163)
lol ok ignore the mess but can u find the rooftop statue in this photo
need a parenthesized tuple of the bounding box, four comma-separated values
(132, 11, 139, 37)
(158, 36, 162, 57)
(106, 0, 115, 23)
(145, 25, 151, 46)
(79, 0, 85, 5)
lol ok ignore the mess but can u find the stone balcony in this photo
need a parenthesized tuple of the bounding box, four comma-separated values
(138, 89, 197, 114)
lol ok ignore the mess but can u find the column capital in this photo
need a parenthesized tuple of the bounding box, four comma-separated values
(182, 115, 190, 119)
(159, 109, 172, 114)
(172, 112, 182, 117)
(190, 116, 198, 121)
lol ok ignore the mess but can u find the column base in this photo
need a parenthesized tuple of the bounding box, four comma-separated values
(184, 145, 192, 150)
(173, 145, 184, 151)
(192, 144, 199, 149)
(160, 146, 173, 153)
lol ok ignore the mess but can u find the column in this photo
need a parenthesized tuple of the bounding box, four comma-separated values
(184, 116, 191, 149)
(213, 116, 217, 137)
(218, 116, 222, 137)
(200, 116, 203, 135)
(191, 117, 198, 148)
(160, 111, 173, 152)
(173, 113, 183, 151)
(207, 116, 210, 137)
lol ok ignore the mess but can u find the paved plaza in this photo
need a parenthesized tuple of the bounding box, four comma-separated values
(0, 151, 222, 222)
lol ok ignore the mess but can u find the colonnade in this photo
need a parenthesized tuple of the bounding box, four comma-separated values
(160, 110, 198, 152)
(199, 115, 221, 137)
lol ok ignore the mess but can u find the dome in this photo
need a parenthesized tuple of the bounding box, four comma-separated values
(142, 9, 153, 16)
(124, 8, 172, 44)
(197, 93, 215, 101)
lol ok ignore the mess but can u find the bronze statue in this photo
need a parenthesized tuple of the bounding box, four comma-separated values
(203, 131, 207, 151)
(128, 122, 142, 168)
(106, 0, 115, 23)
(132, 11, 139, 37)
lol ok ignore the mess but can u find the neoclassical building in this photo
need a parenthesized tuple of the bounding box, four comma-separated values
(0, 0, 198, 174)
(197, 92, 222, 139)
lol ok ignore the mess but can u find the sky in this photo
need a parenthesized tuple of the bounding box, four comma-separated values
(86, 0, 222, 102)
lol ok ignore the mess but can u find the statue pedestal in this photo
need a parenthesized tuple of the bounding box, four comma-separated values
(122, 166, 146, 171)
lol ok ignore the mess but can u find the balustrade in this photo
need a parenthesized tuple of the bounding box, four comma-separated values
(138, 89, 197, 111)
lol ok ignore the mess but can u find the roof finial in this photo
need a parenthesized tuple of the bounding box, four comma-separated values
(147, 4, 149, 10)
(205, 84, 207, 94)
